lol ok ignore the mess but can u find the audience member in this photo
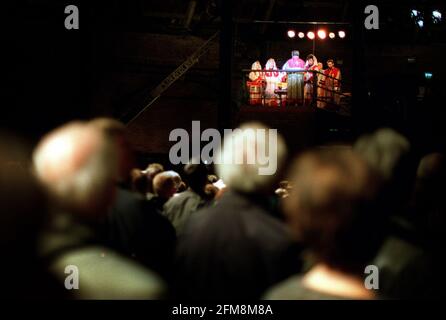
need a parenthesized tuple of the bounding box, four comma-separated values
(164, 163, 211, 236)
(0, 133, 65, 299)
(91, 119, 176, 282)
(174, 122, 302, 300)
(354, 129, 432, 299)
(143, 163, 164, 196)
(33, 121, 166, 299)
(265, 148, 384, 299)
(151, 171, 181, 207)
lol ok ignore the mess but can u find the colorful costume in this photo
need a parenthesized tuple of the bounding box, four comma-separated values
(282, 51, 305, 106)
(246, 61, 264, 105)
(316, 63, 325, 108)
(303, 55, 321, 106)
(264, 58, 281, 107)
(320, 64, 342, 107)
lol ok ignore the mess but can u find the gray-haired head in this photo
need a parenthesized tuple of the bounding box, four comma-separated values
(215, 122, 287, 194)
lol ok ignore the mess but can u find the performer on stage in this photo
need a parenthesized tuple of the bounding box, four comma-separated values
(316, 62, 325, 108)
(264, 58, 281, 107)
(282, 50, 305, 106)
(303, 54, 321, 106)
(321, 59, 342, 107)
(247, 60, 264, 105)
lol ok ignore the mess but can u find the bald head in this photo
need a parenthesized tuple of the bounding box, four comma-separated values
(33, 122, 118, 218)
(152, 171, 180, 200)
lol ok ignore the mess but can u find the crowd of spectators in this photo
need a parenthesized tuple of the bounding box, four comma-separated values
(0, 118, 444, 299)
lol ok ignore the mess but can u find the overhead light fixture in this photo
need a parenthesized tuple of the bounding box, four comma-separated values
(411, 9, 420, 18)
(317, 30, 327, 39)
(287, 30, 296, 38)
(329, 32, 336, 39)
(432, 10, 442, 23)
(338, 30, 346, 38)
(411, 9, 425, 28)
(307, 31, 315, 40)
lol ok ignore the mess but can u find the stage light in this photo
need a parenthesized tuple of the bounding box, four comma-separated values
(317, 30, 327, 39)
(432, 10, 442, 24)
(329, 32, 336, 39)
(411, 9, 425, 28)
(287, 30, 296, 38)
(307, 31, 315, 40)
(425, 72, 433, 80)
(298, 32, 305, 39)
(338, 31, 346, 38)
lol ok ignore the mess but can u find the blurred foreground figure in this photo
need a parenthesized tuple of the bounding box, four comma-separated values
(0, 133, 64, 299)
(265, 148, 384, 300)
(355, 128, 433, 299)
(91, 118, 176, 283)
(175, 122, 302, 300)
(413, 153, 446, 247)
(412, 153, 446, 298)
(33, 121, 166, 299)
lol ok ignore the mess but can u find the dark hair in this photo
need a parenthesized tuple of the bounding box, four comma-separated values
(144, 163, 164, 193)
(327, 59, 334, 64)
(306, 54, 315, 61)
(131, 169, 149, 195)
(286, 148, 385, 274)
(145, 163, 164, 177)
(183, 163, 208, 195)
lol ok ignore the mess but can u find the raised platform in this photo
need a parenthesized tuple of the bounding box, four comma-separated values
(235, 104, 352, 154)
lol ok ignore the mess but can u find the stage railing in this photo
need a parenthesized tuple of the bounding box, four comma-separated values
(242, 69, 350, 112)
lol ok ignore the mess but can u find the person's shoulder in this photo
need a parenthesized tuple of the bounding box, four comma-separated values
(243, 201, 290, 238)
(262, 274, 304, 300)
(263, 275, 346, 300)
(111, 188, 142, 212)
(165, 190, 197, 207)
(50, 245, 167, 299)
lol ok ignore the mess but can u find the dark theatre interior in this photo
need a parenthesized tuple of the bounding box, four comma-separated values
(1, 0, 446, 301)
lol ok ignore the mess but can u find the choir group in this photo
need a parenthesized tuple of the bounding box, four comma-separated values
(247, 50, 342, 108)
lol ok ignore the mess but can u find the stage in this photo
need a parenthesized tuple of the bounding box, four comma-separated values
(235, 104, 353, 154)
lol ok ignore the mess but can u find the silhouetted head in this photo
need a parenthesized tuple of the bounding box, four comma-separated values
(284, 147, 384, 274)
(183, 163, 208, 195)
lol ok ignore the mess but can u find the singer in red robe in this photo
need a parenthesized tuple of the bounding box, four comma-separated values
(246, 61, 264, 105)
(320, 59, 341, 107)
